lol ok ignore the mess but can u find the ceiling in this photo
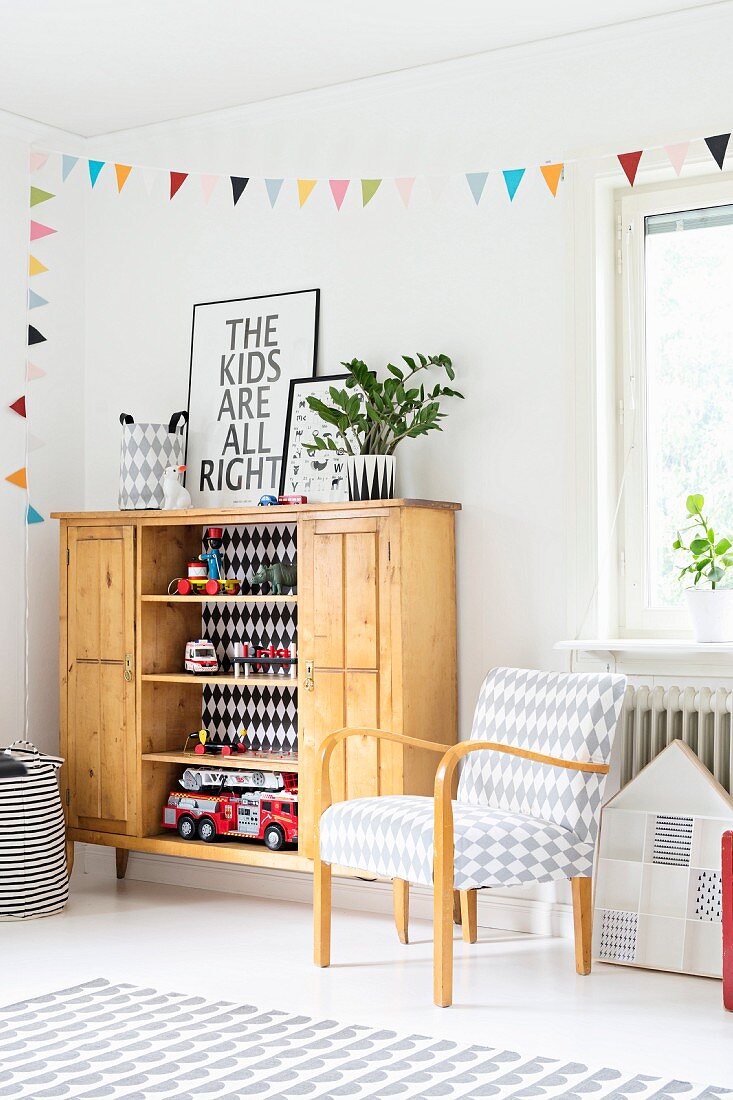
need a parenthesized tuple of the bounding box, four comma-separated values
(0, 0, 725, 136)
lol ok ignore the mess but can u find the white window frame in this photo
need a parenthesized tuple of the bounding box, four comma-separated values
(618, 174, 733, 636)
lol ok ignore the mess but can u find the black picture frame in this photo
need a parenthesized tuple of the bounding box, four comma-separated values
(279, 373, 352, 500)
(185, 288, 319, 506)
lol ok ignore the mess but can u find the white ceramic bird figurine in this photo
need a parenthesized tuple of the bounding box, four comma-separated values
(162, 465, 192, 510)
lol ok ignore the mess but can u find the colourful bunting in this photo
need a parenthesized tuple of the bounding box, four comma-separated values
(6, 468, 27, 490)
(26, 362, 45, 381)
(142, 169, 158, 196)
(62, 155, 79, 181)
(28, 290, 48, 310)
(115, 164, 132, 192)
(705, 133, 730, 170)
(29, 256, 47, 277)
(297, 179, 317, 207)
(201, 175, 220, 203)
(30, 186, 54, 207)
(329, 180, 349, 211)
(502, 168, 525, 201)
(28, 326, 46, 346)
(30, 152, 48, 173)
(88, 160, 105, 187)
(10, 396, 26, 418)
(465, 172, 488, 205)
(27, 433, 45, 452)
(395, 177, 415, 208)
(361, 179, 382, 207)
(665, 143, 689, 177)
(265, 179, 284, 208)
(27, 506, 44, 525)
(540, 163, 563, 197)
(30, 220, 56, 241)
(231, 176, 249, 205)
(170, 171, 188, 199)
(618, 151, 643, 186)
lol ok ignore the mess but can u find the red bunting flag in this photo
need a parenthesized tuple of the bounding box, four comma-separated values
(618, 151, 643, 186)
(170, 172, 188, 199)
(10, 396, 26, 418)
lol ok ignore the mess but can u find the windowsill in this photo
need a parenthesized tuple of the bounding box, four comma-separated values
(555, 638, 733, 657)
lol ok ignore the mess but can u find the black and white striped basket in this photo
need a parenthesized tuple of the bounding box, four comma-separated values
(0, 741, 69, 920)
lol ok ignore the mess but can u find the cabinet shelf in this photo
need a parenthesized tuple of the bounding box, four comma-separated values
(142, 672, 297, 687)
(141, 594, 297, 604)
(142, 750, 299, 772)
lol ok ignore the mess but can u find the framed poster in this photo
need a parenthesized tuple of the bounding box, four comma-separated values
(186, 288, 319, 506)
(280, 374, 353, 502)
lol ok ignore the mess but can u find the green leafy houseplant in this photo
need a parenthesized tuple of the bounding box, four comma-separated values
(672, 494, 733, 589)
(303, 354, 463, 456)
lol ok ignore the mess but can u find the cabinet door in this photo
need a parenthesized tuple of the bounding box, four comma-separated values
(66, 526, 136, 834)
(299, 515, 399, 857)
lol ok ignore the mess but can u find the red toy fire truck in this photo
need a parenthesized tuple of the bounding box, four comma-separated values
(162, 775, 298, 850)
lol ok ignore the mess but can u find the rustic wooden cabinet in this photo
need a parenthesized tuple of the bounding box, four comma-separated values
(55, 500, 459, 878)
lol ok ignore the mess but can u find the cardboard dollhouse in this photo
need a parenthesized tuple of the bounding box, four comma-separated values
(593, 740, 733, 978)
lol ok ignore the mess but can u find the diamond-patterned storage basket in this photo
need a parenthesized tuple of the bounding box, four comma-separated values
(118, 411, 188, 510)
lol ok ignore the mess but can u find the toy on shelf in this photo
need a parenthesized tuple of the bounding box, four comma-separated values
(279, 494, 307, 505)
(183, 728, 248, 755)
(162, 783, 299, 848)
(232, 642, 297, 679)
(161, 465, 192, 510)
(170, 527, 242, 595)
(179, 768, 298, 794)
(249, 560, 297, 595)
(258, 494, 279, 506)
(184, 640, 219, 675)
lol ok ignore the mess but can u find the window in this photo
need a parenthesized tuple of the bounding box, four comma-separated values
(618, 177, 733, 633)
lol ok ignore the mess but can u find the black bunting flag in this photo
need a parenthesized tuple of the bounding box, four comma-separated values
(704, 133, 730, 170)
(28, 325, 46, 346)
(231, 176, 250, 205)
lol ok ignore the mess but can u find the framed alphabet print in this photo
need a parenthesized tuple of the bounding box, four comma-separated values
(186, 288, 319, 506)
(280, 373, 352, 502)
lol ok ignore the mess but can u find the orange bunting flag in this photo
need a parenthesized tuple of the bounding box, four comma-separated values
(170, 171, 188, 199)
(540, 163, 563, 197)
(618, 151, 643, 186)
(115, 164, 132, 192)
(6, 468, 27, 490)
(297, 179, 317, 207)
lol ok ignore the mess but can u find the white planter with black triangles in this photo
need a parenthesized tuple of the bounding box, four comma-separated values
(347, 455, 395, 501)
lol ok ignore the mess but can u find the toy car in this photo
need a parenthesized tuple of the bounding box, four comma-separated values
(176, 576, 241, 596)
(258, 494, 279, 506)
(184, 640, 218, 674)
(162, 787, 298, 849)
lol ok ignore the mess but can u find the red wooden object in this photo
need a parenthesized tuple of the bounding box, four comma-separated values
(724, 830, 733, 1011)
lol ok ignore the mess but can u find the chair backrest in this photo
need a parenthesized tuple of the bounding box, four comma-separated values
(457, 667, 627, 843)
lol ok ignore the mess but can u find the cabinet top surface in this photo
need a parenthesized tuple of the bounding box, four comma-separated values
(51, 498, 460, 521)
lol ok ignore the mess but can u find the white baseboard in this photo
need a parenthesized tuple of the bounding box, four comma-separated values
(78, 844, 573, 939)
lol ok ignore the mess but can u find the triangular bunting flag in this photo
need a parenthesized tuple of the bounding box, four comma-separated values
(170, 171, 188, 199)
(617, 151, 643, 186)
(30, 220, 56, 241)
(88, 160, 105, 187)
(465, 172, 488, 205)
(427, 177, 449, 203)
(502, 168, 526, 201)
(27, 505, 44, 525)
(329, 180, 350, 211)
(30, 152, 48, 173)
(705, 133, 730, 170)
(142, 169, 159, 196)
(27, 433, 45, 452)
(201, 175, 220, 203)
(62, 155, 79, 182)
(28, 290, 48, 310)
(231, 176, 249, 205)
(29, 255, 47, 277)
(265, 179, 284, 208)
(6, 468, 27, 489)
(30, 186, 54, 207)
(540, 163, 563, 197)
(10, 396, 26, 418)
(297, 179, 317, 207)
(395, 177, 415, 208)
(26, 362, 45, 381)
(665, 143, 689, 176)
(28, 325, 46, 346)
(361, 179, 382, 207)
(115, 164, 132, 192)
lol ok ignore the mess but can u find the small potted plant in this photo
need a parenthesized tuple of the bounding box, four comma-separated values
(303, 353, 463, 500)
(673, 494, 733, 641)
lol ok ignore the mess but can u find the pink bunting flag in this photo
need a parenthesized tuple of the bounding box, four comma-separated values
(30, 220, 56, 241)
(201, 175, 219, 203)
(30, 152, 48, 173)
(26, 361, 46, 381)
(329, 180, 350, 211)
(395, 178, 416, 208)
(665, 142, 689, 176)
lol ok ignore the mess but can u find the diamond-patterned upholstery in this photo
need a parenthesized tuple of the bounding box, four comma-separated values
(319, 667, 626, 889)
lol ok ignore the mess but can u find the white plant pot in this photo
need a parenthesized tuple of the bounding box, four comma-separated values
(685, 588, 733, 642)
(347, 455, 395, 501)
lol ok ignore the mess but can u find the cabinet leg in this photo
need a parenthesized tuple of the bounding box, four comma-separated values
(65, 839, 74, 877)
(393, 879, 409, 944)
(460, 890, 478, 943)
(115, 848, 129, 880)
(571, 876, 593, 975)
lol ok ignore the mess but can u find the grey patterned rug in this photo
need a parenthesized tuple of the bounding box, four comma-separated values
(0, 979, 727, 1099)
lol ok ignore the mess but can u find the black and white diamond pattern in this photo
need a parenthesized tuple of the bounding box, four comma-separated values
(202, 684, 298, 754)
(457, 668, 626, 844)
(210, 522, 297, 584)
(202, 601, 297, 671)
(119, 422, 186, 510)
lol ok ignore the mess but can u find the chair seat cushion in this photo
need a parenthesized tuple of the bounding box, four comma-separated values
(320, 796, 594, 890)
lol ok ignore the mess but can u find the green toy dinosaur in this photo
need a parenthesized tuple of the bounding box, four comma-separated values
(249, 561, 297, 595)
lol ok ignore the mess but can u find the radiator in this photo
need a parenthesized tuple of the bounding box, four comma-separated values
(619, 685, 732, 794)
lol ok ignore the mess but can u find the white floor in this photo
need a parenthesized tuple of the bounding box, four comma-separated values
(3, 866, 732, 1089)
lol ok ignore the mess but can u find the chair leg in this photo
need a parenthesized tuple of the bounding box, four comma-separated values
(452, 890, 462, 925)
(571, 876, 593, 975)
(393, 879, 409, 944)
(459, 890, 478, 943)
(314, 857, 332, 968)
